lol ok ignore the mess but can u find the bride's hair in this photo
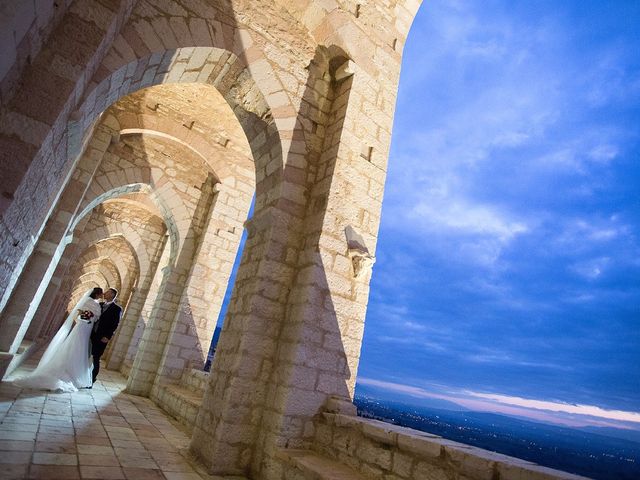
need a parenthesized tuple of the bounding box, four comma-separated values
(90, 287, 103, 299)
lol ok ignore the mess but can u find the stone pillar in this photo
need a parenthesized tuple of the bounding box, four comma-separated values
(255, 71, 384, 472)
(189, 50, 394, 479)
(190, 206, 298, 476)
(103, 284, 135, 363)
(149, 182, 248, 395)
(22, 234, 88, 343)
(106, 233, 168, 371)
(39, 293, 69, 341)
(121, 237, 171, 377)
(126, 174, 218, 396)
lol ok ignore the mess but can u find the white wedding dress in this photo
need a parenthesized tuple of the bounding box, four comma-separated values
(13, 290, 102, 392)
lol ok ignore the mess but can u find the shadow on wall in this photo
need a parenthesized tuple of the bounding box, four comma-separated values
(257, 44, 358, 450)
(194, 40, 362, 477)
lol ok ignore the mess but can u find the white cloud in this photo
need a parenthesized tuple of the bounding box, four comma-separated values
(386, 177, 529, 265)
(588, 144, 619, 163)
(533, 136, 622, 173)
(357, 378, 456, 400)
(357, 378, 640, 428)
(578, 219, 625, 242)
(491, 131, 531, 148)
(376, 336, 447, 353)
(465, 391, 640, 424)
(570, 257, 610, 280)
(555, 218, 630, 248)
(411, 200, 527, 241)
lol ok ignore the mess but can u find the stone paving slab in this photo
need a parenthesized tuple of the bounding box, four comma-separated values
(0, 367, 246, 480)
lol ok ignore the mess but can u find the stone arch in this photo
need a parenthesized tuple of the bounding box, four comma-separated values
(69, 199, 169, 372)
(73, 234, 141, 294)
(70, 183, 180, 267)
(77, 47, 284, 209)
(75, 224, 148, 280)
(0, 43, 282, 374)
(41, 233, 141, 340)
(68, 257, 122, 311)
(120, 128, 214, 174)
(45, 194, 164, 316)
(115, 126, 251, 186)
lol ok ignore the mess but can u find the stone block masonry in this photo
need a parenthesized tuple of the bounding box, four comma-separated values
(312, 413, 590, 480)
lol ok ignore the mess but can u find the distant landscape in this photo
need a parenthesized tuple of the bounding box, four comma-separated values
(354, 394, 640, 480)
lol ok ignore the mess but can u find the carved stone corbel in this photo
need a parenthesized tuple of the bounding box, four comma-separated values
(344, 225, 376, 278)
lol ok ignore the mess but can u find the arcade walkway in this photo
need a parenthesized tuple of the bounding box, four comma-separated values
(0, 362, 232, 480)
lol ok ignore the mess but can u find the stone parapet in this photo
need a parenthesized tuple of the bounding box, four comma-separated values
(312, 413, 590, 480)
(153, 368, 209, 433)
(154, 383, 203, 434)
(181, 367, 210, 393)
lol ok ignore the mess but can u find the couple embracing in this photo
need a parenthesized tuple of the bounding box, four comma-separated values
(14, 287, 122, 392)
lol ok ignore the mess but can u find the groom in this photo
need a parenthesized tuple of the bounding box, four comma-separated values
(90, 287, 122, 384)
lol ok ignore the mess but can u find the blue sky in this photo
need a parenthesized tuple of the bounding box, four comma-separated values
(356, 0, 640, 428)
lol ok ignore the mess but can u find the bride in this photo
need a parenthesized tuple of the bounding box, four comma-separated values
(13, 287, 103, 392)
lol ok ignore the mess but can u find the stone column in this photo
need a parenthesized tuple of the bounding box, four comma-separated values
(121, 237, 171, 377)
(189, 52, 395, 479)
(149, 182, 248, 396)
(0, 0, 133, 313)
(106, 233, 168, 371)
(189, 205, 298, 476)
(22, 238, 85, 343)
(255, 72, 385, 470)
(39, 293, 70, 341)
(126, 174, 218, 396)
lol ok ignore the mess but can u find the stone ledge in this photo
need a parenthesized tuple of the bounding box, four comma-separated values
(155, 383, 203, 433)
(163, 384, 204, 408)
(320, 413, 590, 480)
(180, 367, 209, 393)
(276, 448, 367, 480)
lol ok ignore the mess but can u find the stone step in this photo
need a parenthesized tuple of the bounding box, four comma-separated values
(277, 449, 367, 480)
(155, 383, 203, 433)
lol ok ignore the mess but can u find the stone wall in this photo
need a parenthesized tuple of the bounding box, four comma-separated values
(310, 413, 589, 480)
(0, 0, 73, 105)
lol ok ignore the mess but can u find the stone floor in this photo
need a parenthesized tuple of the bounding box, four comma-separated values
(0, 362, 230, 480)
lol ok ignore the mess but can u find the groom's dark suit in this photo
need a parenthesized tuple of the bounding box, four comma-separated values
(91, 301, 122, 383)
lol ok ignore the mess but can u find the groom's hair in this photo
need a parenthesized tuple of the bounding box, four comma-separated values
(90, 287, 103, 299)
(108, 287, 118, 299)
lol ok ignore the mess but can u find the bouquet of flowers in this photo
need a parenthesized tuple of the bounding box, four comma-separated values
(79, 310, 95, 321)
